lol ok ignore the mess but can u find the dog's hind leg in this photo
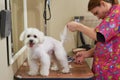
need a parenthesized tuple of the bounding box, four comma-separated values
(50, 56, 59, 71)
(54, 46, 70, 73)
(40, 52, 51, 76)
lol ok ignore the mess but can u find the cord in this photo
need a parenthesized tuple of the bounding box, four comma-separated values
(43, 0, 51, 22)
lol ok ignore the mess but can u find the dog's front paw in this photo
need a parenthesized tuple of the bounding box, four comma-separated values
(40, 70, 49, 76)
(62, 68, 70, 73)
(28, 71, 38, 76)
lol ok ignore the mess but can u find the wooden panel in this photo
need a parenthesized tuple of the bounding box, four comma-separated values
(11, 0, 24, 53)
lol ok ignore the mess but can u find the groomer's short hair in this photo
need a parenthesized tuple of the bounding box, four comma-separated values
(88, 0, 119, 11)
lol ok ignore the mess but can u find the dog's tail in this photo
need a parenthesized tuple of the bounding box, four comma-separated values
(60, 26, 68, 44)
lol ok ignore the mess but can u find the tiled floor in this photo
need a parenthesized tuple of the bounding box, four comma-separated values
(14, 61, 94, 80)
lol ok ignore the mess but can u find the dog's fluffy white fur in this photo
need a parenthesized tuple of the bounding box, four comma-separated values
(19, 28, 70, 76)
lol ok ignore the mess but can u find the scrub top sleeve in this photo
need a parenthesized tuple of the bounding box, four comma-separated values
(95, 11, 120, 42)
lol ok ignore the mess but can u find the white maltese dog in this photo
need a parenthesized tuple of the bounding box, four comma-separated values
(19, 28, 70, 76)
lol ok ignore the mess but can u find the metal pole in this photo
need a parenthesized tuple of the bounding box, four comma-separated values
(23, 0, 28, 30)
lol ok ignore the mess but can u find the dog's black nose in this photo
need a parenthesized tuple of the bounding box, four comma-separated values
(29, 40, 33, 43)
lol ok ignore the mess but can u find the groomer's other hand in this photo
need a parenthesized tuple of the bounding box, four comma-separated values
(74, 50, 87, 64)
(67, 21, 80, 32)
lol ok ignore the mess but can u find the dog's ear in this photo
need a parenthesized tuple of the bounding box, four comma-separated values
(38, 31, 45, 43)
(19, 30, 25, 41)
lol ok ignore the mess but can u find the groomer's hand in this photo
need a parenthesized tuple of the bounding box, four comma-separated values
(67, 21, 80, 32)
(74, 50, 88, 64)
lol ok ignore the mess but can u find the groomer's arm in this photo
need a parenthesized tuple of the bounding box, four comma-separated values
(85, 47, 95, 57)
(67, 21, 97, 41)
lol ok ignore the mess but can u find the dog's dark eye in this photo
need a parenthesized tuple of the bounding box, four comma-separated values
(27, 35, 30, 38)
(34, 35, 37, 38)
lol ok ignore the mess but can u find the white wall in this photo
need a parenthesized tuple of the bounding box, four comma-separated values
(0, 0, 26, 80)
(46, 0, 92, 54)
(0, 0, 14, 80)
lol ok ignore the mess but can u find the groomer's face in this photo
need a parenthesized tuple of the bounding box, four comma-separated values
(90, 1, 109, 19)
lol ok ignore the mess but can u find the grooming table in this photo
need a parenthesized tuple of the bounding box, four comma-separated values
(14, 61, 94, 80)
